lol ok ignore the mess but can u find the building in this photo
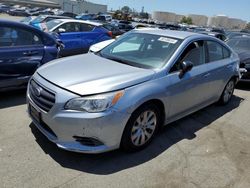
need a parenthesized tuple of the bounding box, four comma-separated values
(207, 15, 228, 28)
(152, 11, 180, 23)
(153, 11, 247, 29)
(188, 14, 208, 26)
(228, 18, 247, 29)
(60, 0, 107, 14)
(208, 15, 247, 29)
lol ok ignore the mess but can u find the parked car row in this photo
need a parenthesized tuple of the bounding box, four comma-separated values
(20, 16, 114, 56)
(0, 3, 77, 17)
(1, 16, 250, 92)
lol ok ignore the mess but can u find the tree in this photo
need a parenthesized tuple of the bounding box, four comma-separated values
(113, 10, 122, 19)
(140, 12, 149, 19)
(121, 6, 131, 13)
(180, 16, 193, 25)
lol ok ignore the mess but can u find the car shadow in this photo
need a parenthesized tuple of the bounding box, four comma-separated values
(29, 95, 244, 175)
(0, 89, 27, 109)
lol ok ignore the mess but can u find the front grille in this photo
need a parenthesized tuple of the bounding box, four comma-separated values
(73, 136, 104, 146)
(40, 120, 57, 138)
(29, 80, 55, 112)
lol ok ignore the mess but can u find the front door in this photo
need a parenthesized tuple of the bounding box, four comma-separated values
(166, 40, 212, 121)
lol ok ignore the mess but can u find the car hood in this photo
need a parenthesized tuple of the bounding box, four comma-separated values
(37, 53, 155, 95)
(89, 39, 115, 52)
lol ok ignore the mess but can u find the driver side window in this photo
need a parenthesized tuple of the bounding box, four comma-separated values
(170, 40, 205, 73)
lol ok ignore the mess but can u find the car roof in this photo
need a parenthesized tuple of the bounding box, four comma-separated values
(41, 15, 70, 18)
(133, 29, 204, 40)
(199, 31, 223, 36)
(228, 36, 250, 40)
(1, 19, 38, 29)
(55, 19, 103, 26)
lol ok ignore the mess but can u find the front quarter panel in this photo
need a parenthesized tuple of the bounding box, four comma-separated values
(114, 74, 170, 122)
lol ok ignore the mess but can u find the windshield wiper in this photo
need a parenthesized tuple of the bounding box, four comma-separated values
(105, 56, 132, 65)
(97, 53, 152, 69)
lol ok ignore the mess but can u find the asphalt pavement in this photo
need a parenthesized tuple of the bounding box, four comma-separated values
(0, 83, 250, 188)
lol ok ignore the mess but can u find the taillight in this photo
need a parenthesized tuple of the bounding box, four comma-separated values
(108, 31, 113, 38)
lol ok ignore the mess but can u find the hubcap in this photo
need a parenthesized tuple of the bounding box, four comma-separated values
(224, 81, 234, 102)
(131, 110, 157, 146)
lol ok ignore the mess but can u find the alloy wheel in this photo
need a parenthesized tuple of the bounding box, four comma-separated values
(223, 80, 234, 103)
(131, 110, 157, 146)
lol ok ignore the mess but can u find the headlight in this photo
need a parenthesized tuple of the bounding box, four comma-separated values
(65, 90, 124, 112)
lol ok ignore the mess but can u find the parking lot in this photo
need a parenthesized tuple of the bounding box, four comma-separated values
(1, 13, 250, 188)
(0, 83, 249, 188)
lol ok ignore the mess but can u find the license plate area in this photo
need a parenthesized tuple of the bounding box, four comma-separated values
(29, 103, 41, 124)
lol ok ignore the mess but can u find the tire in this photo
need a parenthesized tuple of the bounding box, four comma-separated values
(218, 79, 235, 105)
(121, 103, 162, 152)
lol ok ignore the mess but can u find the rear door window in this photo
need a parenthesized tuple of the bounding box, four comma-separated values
(80, 23, 94, 32)
(222, 46, 231, 58)
(0, 26, 42, 47)
(206, 41, 231, 62)
(55, 22, 81, 32)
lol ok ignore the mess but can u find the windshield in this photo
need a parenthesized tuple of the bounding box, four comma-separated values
(20, 17, 32, 23)
(32, 15, 46, 23)
(100, 32, 182, 69)
(226, 38, 250, 52)
(44, 19, 63, 31)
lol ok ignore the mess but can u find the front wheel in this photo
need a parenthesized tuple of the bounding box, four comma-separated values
(121, 103, 162, 152)
(218, 79, 235, 105)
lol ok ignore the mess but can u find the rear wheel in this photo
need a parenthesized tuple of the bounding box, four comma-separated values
(218, 79, 235, 105)
(121, 103, 161, 152)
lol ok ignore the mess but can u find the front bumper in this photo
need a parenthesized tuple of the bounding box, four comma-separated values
(27, 73, 131, 153)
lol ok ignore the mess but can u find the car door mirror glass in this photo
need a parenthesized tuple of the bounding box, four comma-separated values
(179, 61, 193, 78)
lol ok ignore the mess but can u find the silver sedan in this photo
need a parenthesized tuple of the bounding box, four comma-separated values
(27, 29, 240, 153)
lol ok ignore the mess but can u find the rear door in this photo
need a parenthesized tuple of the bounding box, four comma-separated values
(0, 26, 44, 89)
(204, 40, 233, 99)
(79, 23, 102, 53)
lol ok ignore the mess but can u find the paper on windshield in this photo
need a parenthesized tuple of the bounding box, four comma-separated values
(158, 37, 178, 44)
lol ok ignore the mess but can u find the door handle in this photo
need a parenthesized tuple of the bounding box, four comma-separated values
(23, 51, 38, 56)
(203, 73, 210, 78)
(227, 65, 233, 69)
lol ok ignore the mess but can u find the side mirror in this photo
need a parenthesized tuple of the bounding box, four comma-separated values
(58, 28, 66, 33)
(179, 61, 193, 78)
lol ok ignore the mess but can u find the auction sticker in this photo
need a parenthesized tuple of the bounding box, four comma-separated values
(158, 37, 177, 44)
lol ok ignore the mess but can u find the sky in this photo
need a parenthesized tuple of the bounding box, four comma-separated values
(90, 0, 250, 22)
